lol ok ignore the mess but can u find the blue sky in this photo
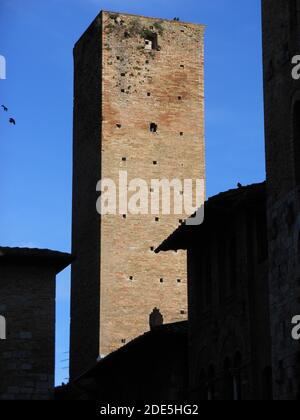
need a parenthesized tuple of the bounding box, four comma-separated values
(0, 0, 265, 385)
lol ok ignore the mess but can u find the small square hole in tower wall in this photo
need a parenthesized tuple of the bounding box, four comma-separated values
(150, 123, 158, 133)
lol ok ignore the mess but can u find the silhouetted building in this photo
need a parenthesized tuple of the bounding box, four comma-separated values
(262, 0, 300, 400)
(157, 183, 273, 400)
(57, 322, 188, 401)
(0, 247, 72, 400)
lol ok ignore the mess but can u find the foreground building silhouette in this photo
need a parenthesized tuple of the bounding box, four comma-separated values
(0, 248, 72, 400)
(157, 183, 272, 400)
(262, 0, 300, 400)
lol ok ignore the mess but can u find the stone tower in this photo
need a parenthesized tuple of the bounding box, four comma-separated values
(0, 247, 72, 400)
(262, 0, 300, 400)
(70, 11, 205, 379)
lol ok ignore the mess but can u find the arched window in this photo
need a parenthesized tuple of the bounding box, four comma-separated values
(199, 369, 207, 400)
(297, 232, 300, 262)
(229, 235, 237, 290)
(290, 1, 300, 27)
(218, 231, 226, 303)
(207, 365, 215, 401)
(262, 366, 273, 400)
(233, 352, 242, 401)
(293, 101, 300, 185)
(223, 358, 234, 400)
(205, 251, 212, 308)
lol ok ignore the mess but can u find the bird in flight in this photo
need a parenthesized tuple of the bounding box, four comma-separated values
(9, 118, 16, 125)
(1, 105, 8, 112)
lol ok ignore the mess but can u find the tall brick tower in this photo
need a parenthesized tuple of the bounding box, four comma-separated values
(262, 0, 300, 400)
(70, 11, 205, 379)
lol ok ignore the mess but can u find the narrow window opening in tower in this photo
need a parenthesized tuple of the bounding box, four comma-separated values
(121, 339, 126, 344)
(121, 73, 126, 77)
(144, 33, 158, 51)
(178, 96, 182, 100)
(129, 276, 133, 281)
(180, 132, 184, 136)
(293, 101, 300, 184)
(180, 64, 185, 69)
(153, 161, 158, 165)
(297, 232, 300, 262)
(117, 56, 120, 60)
(155, 217, 159, 222)
(150, 123, 158, 133)
(122, 157, 127, 162)
(147, 92, 151, 97)
(121, 89, 125, 93)
(177, 279, 182, 283)
(116, 124, 122, 128)
(150, 246, 155, 252)
(160, 278, 164, 283)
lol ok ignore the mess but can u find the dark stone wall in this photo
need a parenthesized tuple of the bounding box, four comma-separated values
(262, 0, 300, 400)
(187, 197, 271, 400)
(0, 265, 56, 400)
